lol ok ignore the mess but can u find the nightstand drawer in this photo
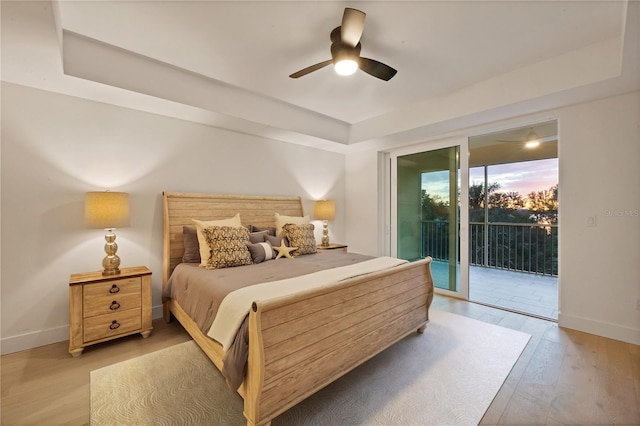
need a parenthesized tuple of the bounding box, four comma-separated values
(83, 277, 140, 301)
(83, 277, 141, 318)
(83, 308, 142, 342)
(83, 292, 141, 318)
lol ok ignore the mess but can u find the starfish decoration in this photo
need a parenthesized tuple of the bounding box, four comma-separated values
(273, 241, 297, 259)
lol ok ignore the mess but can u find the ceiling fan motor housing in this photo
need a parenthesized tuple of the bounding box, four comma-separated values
(331, 40, 362, 64)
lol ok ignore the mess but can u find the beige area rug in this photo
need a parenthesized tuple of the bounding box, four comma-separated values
(91, 310, 530, 425)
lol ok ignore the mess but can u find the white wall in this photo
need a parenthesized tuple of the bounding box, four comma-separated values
(346, 91, 640, 345)
(557, 91, 640, 344)
(344, 150, 382, 256)
(0, 82, 345, 354)
(3, 83, 637, 353)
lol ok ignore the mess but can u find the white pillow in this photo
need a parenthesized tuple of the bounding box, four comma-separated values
(274, 213, 310, 236)
(192, 213, 242, 267)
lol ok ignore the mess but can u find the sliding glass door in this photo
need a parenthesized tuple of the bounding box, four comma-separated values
(390, 140, 468, 297)
(388, 123, 557, 311)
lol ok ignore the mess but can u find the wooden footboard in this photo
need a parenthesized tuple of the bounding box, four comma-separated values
(243, 257, 433, 426)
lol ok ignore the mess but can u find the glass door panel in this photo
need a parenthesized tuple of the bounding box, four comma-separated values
(396, 147, 460, 292)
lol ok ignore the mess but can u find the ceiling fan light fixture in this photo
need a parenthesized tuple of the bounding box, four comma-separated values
(524, 130, 540, 148)
(334, 58, 358, 75)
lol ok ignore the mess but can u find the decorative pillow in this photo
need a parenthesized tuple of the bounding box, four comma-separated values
(246, 241, 276, 263)
(283, 223, 317, 255)
(249, 230, 269, 244)
(266, 234, 288, 248)
(192, 214, 242, 267)
(182, 226, 201, 263)
(202, 226, 252, 269)
(251, 226, 276, 236)
(274, 213, 310, 236)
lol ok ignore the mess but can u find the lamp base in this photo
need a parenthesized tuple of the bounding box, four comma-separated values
(321, 220, 330, 246)
(102, 229, 121, 275)
(102, 260, 121, 276)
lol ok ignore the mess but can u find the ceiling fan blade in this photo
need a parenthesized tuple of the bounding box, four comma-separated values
(497, 135, 558, 143)
(539, 135, 558, 143)
(359, 57, 397, 81)
(341, 8, 366, 47)
(289, 59, 333, 79)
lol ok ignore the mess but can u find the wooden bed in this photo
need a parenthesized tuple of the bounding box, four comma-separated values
(162, 191, 434, 426)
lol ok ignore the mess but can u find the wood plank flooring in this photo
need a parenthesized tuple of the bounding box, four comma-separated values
(2, 295, 639, 425)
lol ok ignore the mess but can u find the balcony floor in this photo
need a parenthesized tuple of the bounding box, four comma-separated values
(430, 260, 558, 320)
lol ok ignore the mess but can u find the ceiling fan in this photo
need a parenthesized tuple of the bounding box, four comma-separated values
(497, 130, 557, 149)
(289, 8, 397, 81)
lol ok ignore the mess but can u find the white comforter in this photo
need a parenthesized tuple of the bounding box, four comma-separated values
(207, 256, 408, 350)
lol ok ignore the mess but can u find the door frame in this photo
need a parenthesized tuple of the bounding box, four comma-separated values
(385, 137, 469, 300)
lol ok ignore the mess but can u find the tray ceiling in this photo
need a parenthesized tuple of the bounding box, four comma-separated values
(2, 1, 638, 152)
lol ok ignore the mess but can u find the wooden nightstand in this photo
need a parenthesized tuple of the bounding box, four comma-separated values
(317, 243, 348, 252)
(69, 266, 153, 357)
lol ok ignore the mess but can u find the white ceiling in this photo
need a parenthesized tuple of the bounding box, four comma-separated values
(2, 1, 639, 152)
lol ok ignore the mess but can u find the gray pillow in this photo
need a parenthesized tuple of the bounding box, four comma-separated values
(249, 230, 269, 244)
(182, 226, 201, 263)
(246, 241, 276, 263)
(266, 235, 288, 248)
(252, 226, 276, 236)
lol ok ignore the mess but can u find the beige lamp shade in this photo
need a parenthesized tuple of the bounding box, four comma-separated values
(314, 200, 335, 221)
(85, 191, 130, 229)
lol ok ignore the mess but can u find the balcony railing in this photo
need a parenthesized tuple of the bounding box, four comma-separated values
(421, 220, 558, 276)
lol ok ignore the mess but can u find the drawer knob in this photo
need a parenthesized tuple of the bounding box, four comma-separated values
(109, 320, 121, 330)
(109, 284, 120, 294)
(109, 301, 120, 310)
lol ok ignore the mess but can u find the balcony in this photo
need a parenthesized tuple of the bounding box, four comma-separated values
(429, 261, 558, 320)
(422, 220, 558, 320)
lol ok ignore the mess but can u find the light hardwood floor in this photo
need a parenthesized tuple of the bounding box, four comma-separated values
(2, 295, 639, 425)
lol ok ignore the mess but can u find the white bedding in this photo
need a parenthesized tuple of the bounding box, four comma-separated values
(207, 256, 408, 350)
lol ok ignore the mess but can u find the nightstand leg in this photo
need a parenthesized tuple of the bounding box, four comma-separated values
(69, 347, 84, 357)
(140, 330, 152, 339)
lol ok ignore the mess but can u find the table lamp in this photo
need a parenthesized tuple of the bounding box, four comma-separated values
(85, 191, 130, 275)
(314, 200, 335, 246)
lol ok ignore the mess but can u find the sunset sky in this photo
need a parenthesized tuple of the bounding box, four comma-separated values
(470, 158, 559, 196)
(422, 158, 559, 202)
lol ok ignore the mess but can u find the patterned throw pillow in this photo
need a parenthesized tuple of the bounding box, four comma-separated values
(282, 223, 317, 255)
(202, 226, 252, 269)
(275, 213, 310, 236)
(192, 213, 242, 267)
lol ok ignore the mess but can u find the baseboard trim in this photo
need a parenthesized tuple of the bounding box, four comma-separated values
(1, 305, 167, 355)
(558, 312, 640, 345)
(1, 325, 69, 355)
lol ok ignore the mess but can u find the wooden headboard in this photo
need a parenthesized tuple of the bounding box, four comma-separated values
(162, 191, 303, 286)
